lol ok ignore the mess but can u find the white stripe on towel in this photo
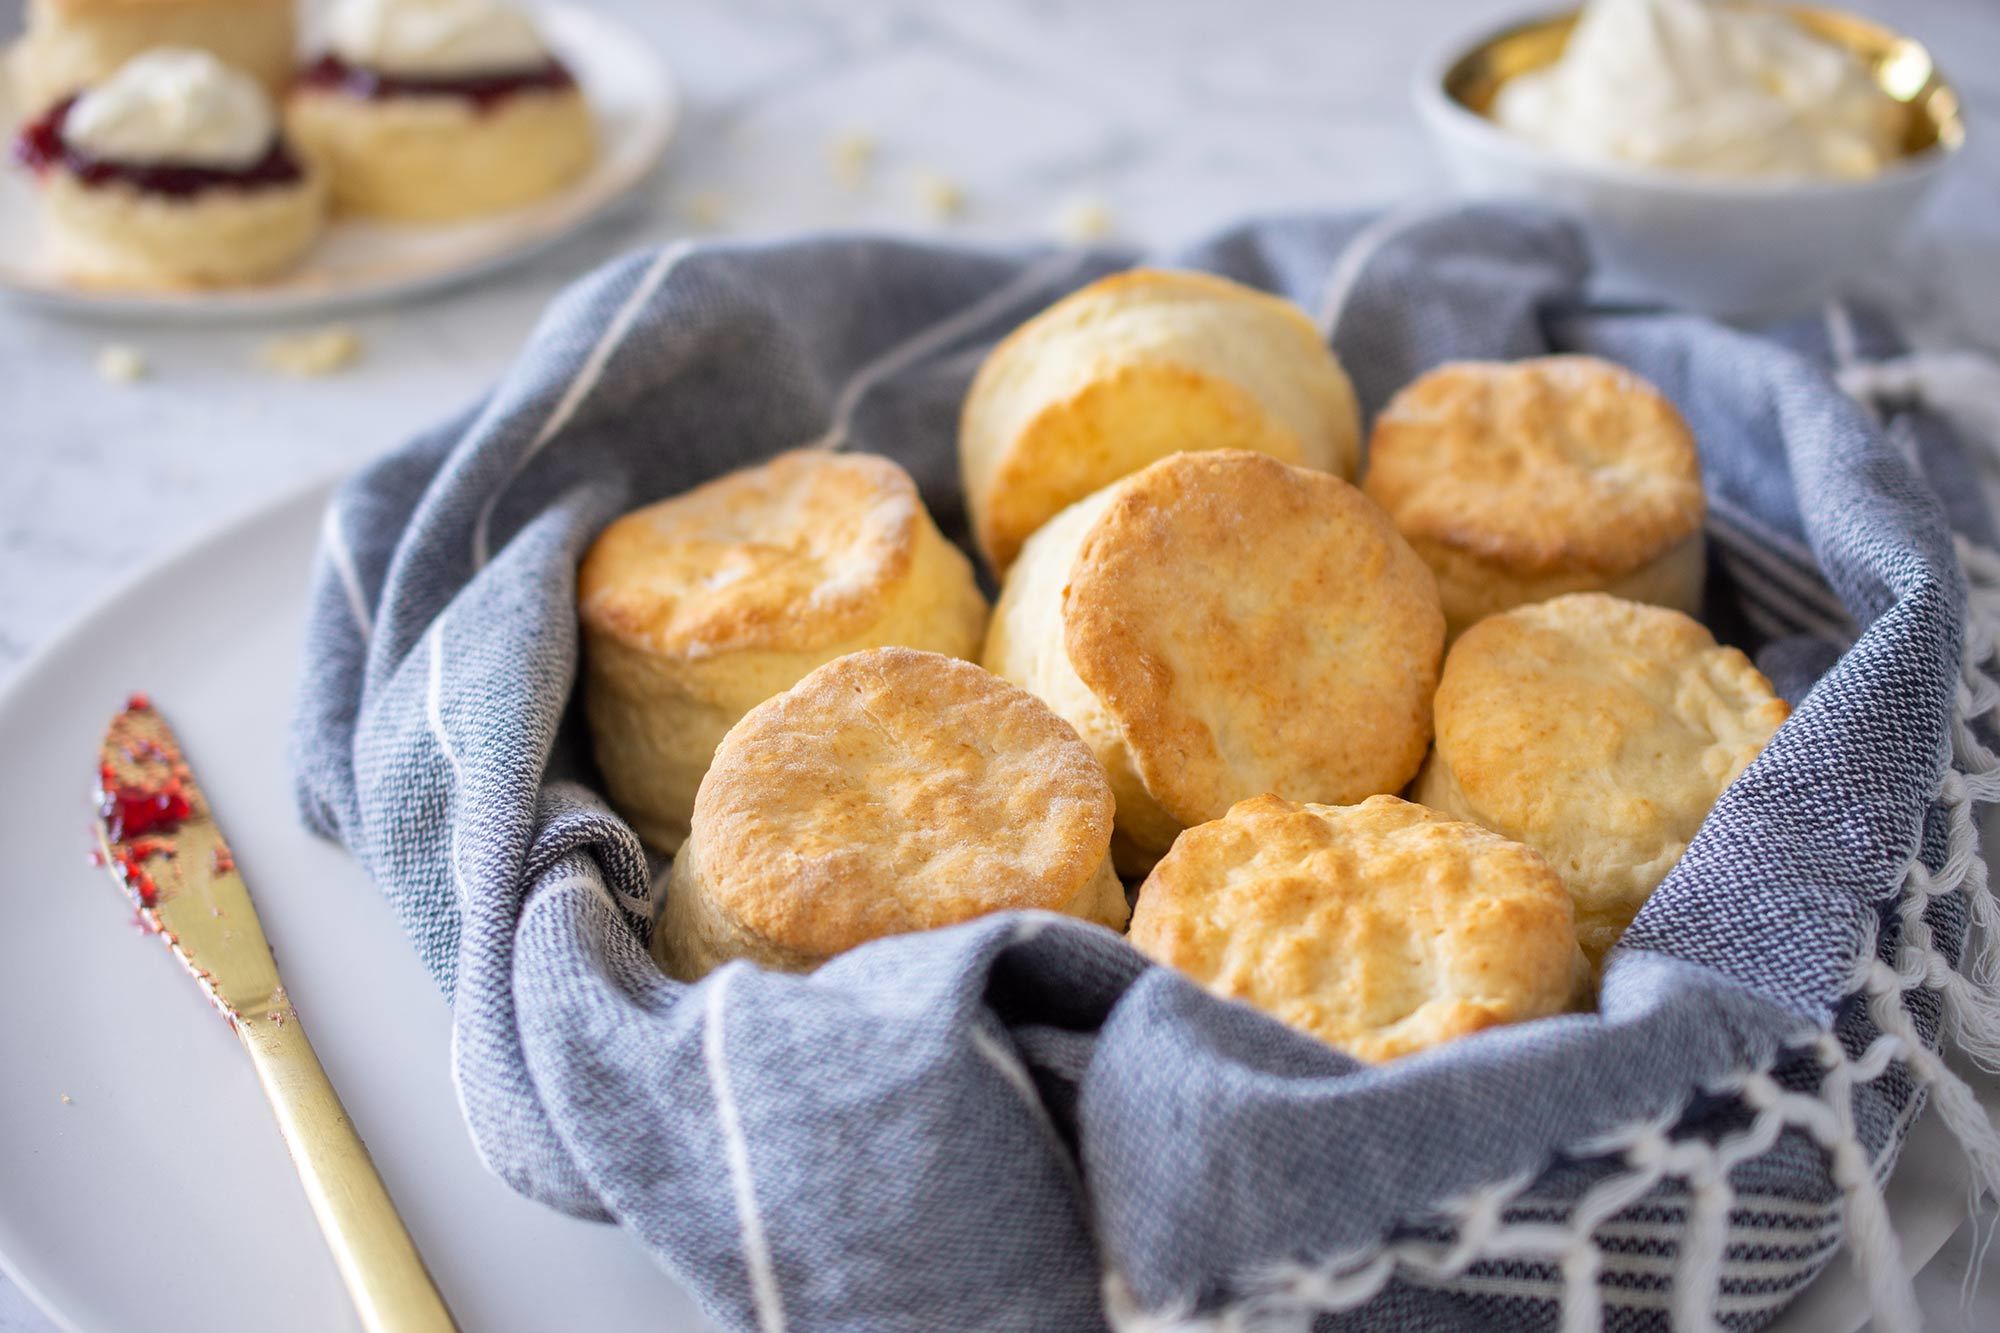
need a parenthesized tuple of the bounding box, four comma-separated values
(322, 501, 373, 641)
(1316, 202, 1438, 339)
(472, 240, 694, 568)
(800, 250, 1089, 452)
(705, 970, 788, 1333)
(1823, 299, 1862, 372)
(426, 619, 471, 907)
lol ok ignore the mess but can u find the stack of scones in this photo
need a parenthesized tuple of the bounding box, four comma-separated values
(579, 269, 1789, 1063)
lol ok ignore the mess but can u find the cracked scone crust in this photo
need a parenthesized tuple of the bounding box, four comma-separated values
(1414, 593, 1789, 967)
(959, 267, 1361, 572)
(985, 449, 1444, 871)
(655, 647, 1127, 980)
(1129, 795, 1586, 1061)
(580, 450, 988, 853)
(1363, 356, 1706, 636)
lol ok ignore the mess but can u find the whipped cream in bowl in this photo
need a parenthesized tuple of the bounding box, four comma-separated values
(64, 48, 278, 170)
(325, 0, 553, 78)
(1413, 0, 1964, 317)
(1491, 0, 1903, 180)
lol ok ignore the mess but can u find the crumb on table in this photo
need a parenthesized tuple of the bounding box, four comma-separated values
(830, 129, 876, 189)
(257, 327, 363, 378)
(682, 190, 729, 229)
(1056, 197, 1116, 242)
(95, 345, 148, 383)
(913, 169, 965, 222)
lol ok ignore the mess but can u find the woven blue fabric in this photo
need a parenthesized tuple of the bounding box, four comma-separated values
(290, 206, 1983, 1331)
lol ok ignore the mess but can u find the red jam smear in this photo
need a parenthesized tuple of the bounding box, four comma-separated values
(12, 96, 304, 196)
(97, 761, 192, 841)
(110, 843, 167, 907)
(295, 53, 577, 113)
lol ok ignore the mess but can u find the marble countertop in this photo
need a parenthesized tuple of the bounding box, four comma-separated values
(3, 0, 1998, 1328)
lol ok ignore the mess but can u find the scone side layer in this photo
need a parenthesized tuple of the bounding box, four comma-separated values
(960, 266, 1360, 571)
(285, 82, 596, 222)
(44, 162, 326, 289)
(580, 452, 989, 855)
(981, 485, 1186, 863)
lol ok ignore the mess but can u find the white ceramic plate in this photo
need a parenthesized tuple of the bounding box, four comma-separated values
(0, 7, 675, 322)
(0, 480, 713, 1332)
(0, 482, 1985, 1331)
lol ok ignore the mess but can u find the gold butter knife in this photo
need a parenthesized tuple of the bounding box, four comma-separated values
(93, 694, 458, 1333)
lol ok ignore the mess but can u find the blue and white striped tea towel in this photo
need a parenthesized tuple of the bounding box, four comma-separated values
(291, 205, 2000, 1332)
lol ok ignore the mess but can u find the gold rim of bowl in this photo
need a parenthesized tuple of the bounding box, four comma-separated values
(1439, 3, 1966, 169)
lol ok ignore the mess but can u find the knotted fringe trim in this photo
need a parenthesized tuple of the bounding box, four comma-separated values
(1104, 546, 2000, 1333)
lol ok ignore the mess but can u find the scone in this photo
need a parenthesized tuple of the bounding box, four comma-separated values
(1363, 356, 1706, 639)
(579, 450, 988, 854)
(1415, 593, 1789, 967)
(8, 0, 296, 115)
(984, 449, 1444, 874)
(960, 268, 1362, 572)
(655, 647, 1128, 981)
(14, 49, 325, 289)
(1130, 795, 1585, 1060)
(286, 0, 596, 221)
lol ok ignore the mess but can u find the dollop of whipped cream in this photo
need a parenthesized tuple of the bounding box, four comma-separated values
(327, 0, 551, 78)
(1492, 0, 1904, 179)
(65, 49, 276, 169)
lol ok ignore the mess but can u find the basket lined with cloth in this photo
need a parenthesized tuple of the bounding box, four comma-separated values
(290, 204, 2000, 1331)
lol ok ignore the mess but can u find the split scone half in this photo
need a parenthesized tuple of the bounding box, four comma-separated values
(8, 0, 296, 114)
(984, 449, 1444, 875)
(1415, 593, 1790, 969)
(655, 648, 1128, 981)
(16, 49, 325, 289)
(1130, 795, 1587, 1061)
(1363, 356, 1706, 640)
(959, 267, 1361, 573)
(579, 450, 988, 854)
(287, 0, 597, 221)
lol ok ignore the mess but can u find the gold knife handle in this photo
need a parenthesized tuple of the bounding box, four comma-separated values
(238, 1010, 460, 1333)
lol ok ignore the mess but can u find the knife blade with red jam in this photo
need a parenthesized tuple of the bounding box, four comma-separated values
(94, 693, 202, 921)
(90, 694, 274, 1024)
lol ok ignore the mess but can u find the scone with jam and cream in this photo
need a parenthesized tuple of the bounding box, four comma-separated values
(287, 0, 596, 221)
(13, 48, 326, 289)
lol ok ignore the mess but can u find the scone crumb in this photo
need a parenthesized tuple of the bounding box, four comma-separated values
(913, 169, 966, 221)
(829, 129, 876, 189)
(682, 189, 729, 229)
(1055, 197, 1115, 242)
(95, 344, 148, 383)
(258, 327, 363, 378)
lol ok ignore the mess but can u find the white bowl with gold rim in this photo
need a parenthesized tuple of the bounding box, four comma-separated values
(1413, 5, 1967, 319)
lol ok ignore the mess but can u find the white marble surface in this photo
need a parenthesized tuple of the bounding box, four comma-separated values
(2, 0, 1998, 1328)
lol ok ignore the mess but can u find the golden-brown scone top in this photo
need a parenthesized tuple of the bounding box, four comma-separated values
(1130, 795, 1586, 1062)
(580, 449, 988, 855)
(1363, 356, 1706, 636)
(960, 267, 1361, 572)
(656, 648, 1127, 979)
(1415, 593, 1789, 967)
(984, 449, 1445, 872)
(582, 450, 947, 659)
